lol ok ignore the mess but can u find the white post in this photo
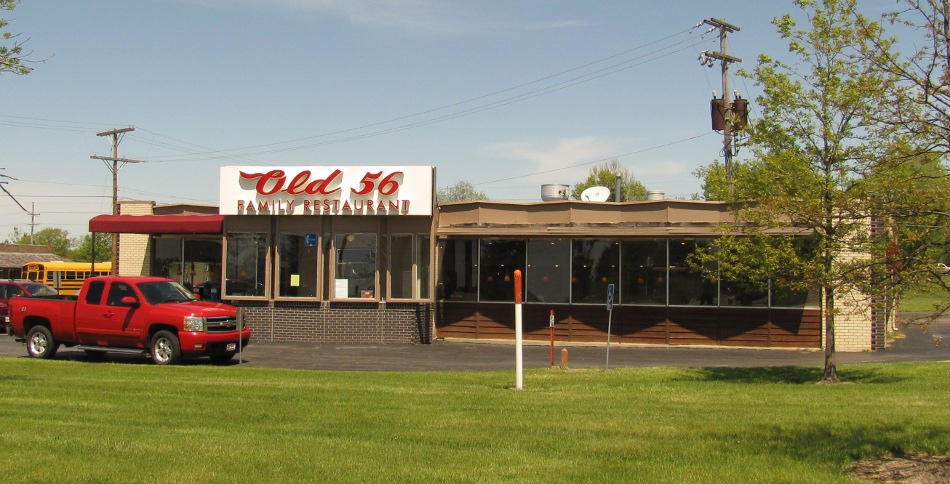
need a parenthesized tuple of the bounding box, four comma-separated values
(606, 283, 615, 370)
(515, 269, 524, 390)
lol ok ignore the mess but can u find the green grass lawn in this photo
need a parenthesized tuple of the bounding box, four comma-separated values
(1, 360, 948, 483)
(900, 276, 950, 312)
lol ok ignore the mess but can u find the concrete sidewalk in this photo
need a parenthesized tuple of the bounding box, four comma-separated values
(2, 318, 947, 371)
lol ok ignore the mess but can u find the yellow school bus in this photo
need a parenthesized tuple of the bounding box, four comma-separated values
(21, 261, 113, 296)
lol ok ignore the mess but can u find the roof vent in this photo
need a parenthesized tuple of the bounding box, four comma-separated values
(646, 190, 665, 200)
(540, 184, 569, 201)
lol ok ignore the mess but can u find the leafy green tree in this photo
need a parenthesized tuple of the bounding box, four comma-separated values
(69, 233, 113, 262)
(437, 181, 487, 203)
(11, 227, 72, 258)
(848, 1, 950, 311)
(1, 0, 32, 76)
(854, 0, 950, 156)
(571, 160, 647, 201)
(693, 0, 946, 383)
(693, 159, 771, 201)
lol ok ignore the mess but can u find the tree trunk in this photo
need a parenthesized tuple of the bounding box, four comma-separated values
(822, 285, 840, 383)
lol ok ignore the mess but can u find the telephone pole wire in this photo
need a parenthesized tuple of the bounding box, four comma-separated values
(91, 126, 146, 275)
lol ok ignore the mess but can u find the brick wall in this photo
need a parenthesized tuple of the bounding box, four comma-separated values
(117, 201, 154, 276)
(832, 291, 873, 352)
(828, 215, 876, 352)
(232, 301, 434, 344)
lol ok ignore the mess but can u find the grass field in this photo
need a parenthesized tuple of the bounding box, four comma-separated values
(1, 359, 948, 483)
(900, 276, 949, 313)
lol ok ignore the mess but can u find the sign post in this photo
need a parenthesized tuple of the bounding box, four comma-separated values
(606, 283, 615, 370)
(549, 310, 555, 367)
(237, 308, 245, 365)
(514, 270, 524, 390)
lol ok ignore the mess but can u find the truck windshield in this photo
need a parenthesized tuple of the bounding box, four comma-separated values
(137, 281, 198, 305)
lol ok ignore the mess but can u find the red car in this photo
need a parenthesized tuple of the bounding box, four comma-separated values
(0, 279, 59, 334)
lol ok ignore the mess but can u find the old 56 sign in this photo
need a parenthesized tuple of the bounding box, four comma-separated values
(219, 166, 434, 216)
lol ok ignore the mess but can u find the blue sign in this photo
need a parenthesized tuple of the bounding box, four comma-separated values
(606, 283, 615, 311)
(305, 233, 317, 247)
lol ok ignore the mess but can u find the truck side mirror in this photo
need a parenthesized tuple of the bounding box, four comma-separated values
(120, 296, 140, 307)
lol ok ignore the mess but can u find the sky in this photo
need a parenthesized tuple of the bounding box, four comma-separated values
(0, 0, 896, 237)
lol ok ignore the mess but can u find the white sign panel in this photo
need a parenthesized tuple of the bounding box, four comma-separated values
(219, 166, 434, 216)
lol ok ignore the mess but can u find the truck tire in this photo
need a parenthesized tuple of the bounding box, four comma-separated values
(150, 331, 182, 365)
(26, 326, 59, 359)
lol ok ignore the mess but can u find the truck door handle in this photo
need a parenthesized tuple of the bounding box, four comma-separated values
(103, 312, 114, 318)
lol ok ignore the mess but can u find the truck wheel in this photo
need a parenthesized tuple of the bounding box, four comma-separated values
(26, 326, 59, 359)
(150, 331, 181, 365)
(210, 353, 235, 364)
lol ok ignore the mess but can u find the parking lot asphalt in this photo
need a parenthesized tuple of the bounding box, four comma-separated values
(2, 316, 948, 371)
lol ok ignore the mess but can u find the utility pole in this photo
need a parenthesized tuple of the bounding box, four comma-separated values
(0, 170, 38, 243)
(28, 202, 39, 244)
(91, 127, 145, 275)
(700, 18, 742, 190)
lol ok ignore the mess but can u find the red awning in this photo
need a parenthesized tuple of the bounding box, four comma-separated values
(89, 215, 224, 234)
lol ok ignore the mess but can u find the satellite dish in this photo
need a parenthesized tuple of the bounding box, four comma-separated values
(581, 186, 611, 202)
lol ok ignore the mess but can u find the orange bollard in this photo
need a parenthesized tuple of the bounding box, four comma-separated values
(560, 348, 569, 370)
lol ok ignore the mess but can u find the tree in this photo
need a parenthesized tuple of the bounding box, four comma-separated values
(1, 0, 32, 76)
(69, 233, 113, 263)
(11, 227, 72, 258)
(694, 159, 770, 201)
(571, 160, 647, 201)
(438, 181, 487, 203)
(854, 0, 950, 156)
(694, 0, 945, 383)
(850, 1, 950, 314)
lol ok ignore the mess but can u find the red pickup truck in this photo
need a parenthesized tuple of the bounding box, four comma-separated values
(8, 276, 250, 365)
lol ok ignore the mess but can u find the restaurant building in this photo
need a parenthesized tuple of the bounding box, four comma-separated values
(93, 165, 884, 352)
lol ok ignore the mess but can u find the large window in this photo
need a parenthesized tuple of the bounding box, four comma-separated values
(225, 233, 267, 297)
(772, 281, 819, 308)
(153, 237, 222, 301)
(719, 278, 769, 307)
(620, 239, 667, 305)
(771, 236, 821, 308)
(153, 238, 181, 282)
(278, 233, 319, 298)
(391, 234, 413, 299)
(479, 239, 526, 302)
(668, 239, 714, 306)
(418, 235, 430, 299)
(527, 239, 570, 303)
(441, 239, 477, 301)
(437, 236, 817, 309)
(390, 234, 430, 300)
(572, 239, 619, 304)
(335, 233, 377, 299)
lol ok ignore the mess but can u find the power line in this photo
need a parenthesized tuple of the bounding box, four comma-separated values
(3, 195, 110, 198)
(137, 24, 716, 162)
(0, 114, 125, 133)
(2, 24, 716, 167)
(475, 132, 716, 186)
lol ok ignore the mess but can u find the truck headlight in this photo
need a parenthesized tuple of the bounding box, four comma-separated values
(183, 316, 207, 332)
